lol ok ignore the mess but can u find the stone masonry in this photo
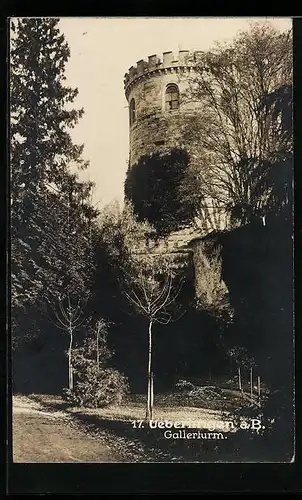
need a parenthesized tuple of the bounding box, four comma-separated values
(124, 50, 229, 252)
(124, 50, 203, 167)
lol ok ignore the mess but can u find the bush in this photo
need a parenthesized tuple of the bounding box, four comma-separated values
(175, 379, 196, 392)
(67, 366, 129, 408)
(62, 387, 79, 405)
(63, 318, 130, 408)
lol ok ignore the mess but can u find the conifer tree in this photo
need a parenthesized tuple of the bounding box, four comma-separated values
(10, 18, 96, 348)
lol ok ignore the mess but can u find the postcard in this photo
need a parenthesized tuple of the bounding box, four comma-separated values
(10, 16, 294, 466)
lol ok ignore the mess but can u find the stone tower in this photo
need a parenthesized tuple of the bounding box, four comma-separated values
(124, 49, 230, 242)
(124, 50, 203, 168)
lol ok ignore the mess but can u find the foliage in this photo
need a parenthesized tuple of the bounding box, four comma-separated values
(175, 379, 195, 392)
(27, 187, 97, 318)
(259, 387, 294, 454)
(88, 200, 155, 323)
(97, 199, 155, 267)
(258, 83, 293, 220)
(180, 22, 292, 225)
(63, 367, 129, 409)
(260, 83, 292, 141)
(227, 346, 256, 370)
(193, 244, 233, 322)
(64, 319, 130, 408)
(10, 18, 97, 350)
(11, 19, 293, 408)
(124, 149, 203, 236)
(10, 18, 88, 190)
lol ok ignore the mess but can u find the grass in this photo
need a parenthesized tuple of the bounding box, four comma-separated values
(29, 385, 257, 428)
(14, 369, 293, 463)
(26, 383, 274, 463)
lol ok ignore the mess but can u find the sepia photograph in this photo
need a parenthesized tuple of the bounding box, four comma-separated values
(10, 16, 294, 464)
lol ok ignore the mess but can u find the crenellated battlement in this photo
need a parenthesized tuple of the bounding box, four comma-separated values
(124, 50, 203, 98)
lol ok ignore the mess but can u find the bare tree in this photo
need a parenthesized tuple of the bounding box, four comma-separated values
(177, 23, 292, 226)
(122, 253, 184, 422)
(52, 294, 86, 390)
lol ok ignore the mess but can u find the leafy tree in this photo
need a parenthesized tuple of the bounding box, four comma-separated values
(124, 149, 203, 236)
(38, 179, 98, 391)
(258, 83, 293, 221)
(40, 177, 98, 303)
(261, 83, 292, 141)
(91, 200, 155, 321)
(10, 18, 88, 193)
(10, 18, 96, 351)
(179, 22, 292, 226)
(97, 199, 155, 266)
(227, 346, 257, 393)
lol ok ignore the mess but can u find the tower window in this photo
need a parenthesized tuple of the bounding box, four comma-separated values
(130, 98, 136, 125)
(165, 84, 179, 111)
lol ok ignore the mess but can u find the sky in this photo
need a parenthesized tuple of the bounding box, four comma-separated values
(58, 17, 292, 209)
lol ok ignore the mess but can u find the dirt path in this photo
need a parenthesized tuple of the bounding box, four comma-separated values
(12, 395, 122, 463)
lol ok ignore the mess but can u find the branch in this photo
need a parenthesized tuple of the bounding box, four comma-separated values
(154, 309, 173, 324)
(124, 289, 150, 316)
(58, 297, 70, 323)
(140, 271, 150, 306)
(151, 273, 173, 316)
(73, 303, 85, 323)
(51, 319, 69, 331)
(171, 309, 187, 323)
(150, 272, 172, 310)
(161, 277, 184, 310)
(73, 316, 85, 328)
(52, 306, 69, 328)
(132, 288, 149, 314)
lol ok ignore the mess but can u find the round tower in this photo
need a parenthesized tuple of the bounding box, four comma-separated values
(124, 50, 203, 167)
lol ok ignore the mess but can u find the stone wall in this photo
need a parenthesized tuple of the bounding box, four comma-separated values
(124, 50, 230, 240)
(124, 51, 202, 167)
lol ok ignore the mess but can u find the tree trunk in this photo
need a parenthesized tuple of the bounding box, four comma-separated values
(96, 324, 99, 372)
(250, 367, 253, 400)
(238, 366, 242, 394)
(68, 329, 73, 391)
(146, 320, 153, 422)
(150, 372, 154, 416)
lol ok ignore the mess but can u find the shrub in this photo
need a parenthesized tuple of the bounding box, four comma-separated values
(71, 365, 129, 408)
(175, 379, 196, 392)
(62, 387, 79, 405)
(63, 318, 130, 408)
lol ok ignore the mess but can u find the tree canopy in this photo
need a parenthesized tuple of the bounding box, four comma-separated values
(179, 22, 292, 226)
(124, 148, 204, 236)
(10, 18, 97, 349)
